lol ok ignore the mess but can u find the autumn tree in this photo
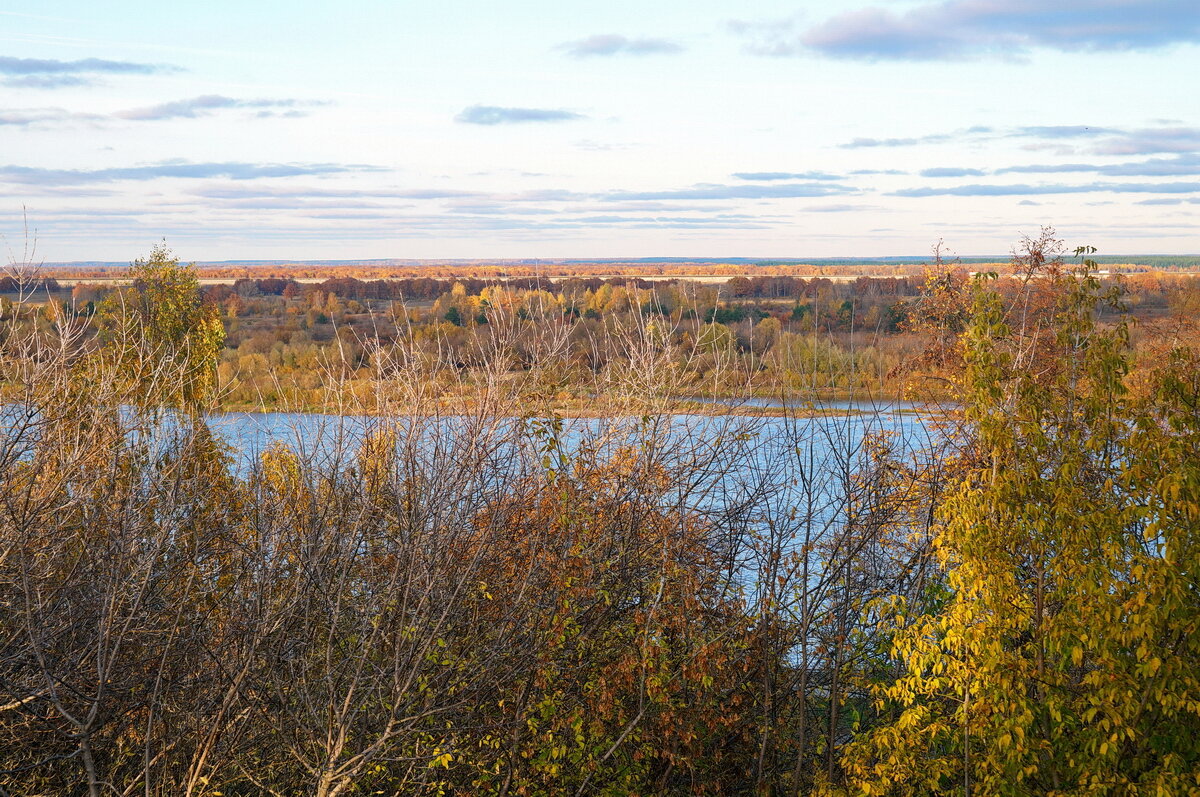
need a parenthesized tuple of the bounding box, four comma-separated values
(840, 255, 1200, 794)
(97, 242, 225, 409)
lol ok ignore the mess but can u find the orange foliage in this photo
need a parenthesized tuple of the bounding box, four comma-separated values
(447, 447, 763, 792)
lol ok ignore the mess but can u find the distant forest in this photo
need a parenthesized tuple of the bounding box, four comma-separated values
(26, 244, 1199, 412)
(37, 252, 1200, 273)
(755, 253, 1200, 269)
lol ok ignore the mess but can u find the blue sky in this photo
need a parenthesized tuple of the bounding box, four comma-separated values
(1, 0, 1198, 260)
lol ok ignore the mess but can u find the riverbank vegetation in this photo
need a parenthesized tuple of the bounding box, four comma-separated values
(0, 232, 1198, 794)
(11, 235, 1200, 414)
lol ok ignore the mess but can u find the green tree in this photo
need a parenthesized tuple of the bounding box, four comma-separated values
(696, 321, 735, 354)
(840, 260, 1200, 795)
(98, 243, 225, 409)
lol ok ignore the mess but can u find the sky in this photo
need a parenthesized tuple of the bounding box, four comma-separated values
(1, 0, 1198, 261)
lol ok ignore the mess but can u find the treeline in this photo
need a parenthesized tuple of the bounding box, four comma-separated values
(207, 279, 922, 409)
(205, 273, 927, 302)
(42, 260, 940, 281)
(57, 270, 936, 407)
(0, 276, 60, 293)
(50, 259, 1200, 413)
(215, 275, 567, 300)
(1, 234, 1199, 794)
(198, 266, 1200, 410)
